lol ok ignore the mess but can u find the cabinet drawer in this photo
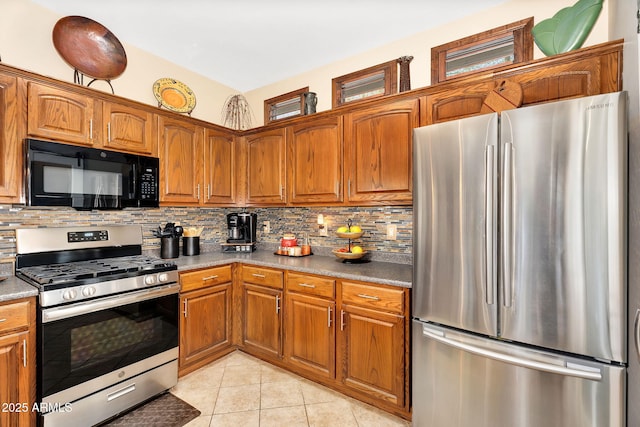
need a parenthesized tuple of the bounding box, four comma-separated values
(0, 300, 31, 334)
(341, 281, 405, 314)
(180, 265, 233, 292)
(242, 266, 283, 289)
(287, 273, 335, 298)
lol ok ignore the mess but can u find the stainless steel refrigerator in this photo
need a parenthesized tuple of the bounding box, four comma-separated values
(412, 91, 628, 427)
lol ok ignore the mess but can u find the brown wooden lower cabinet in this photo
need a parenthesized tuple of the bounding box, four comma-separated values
(240, 265, 284, 361)
(285, 289, 336, 379)
(179, 266, 234, 376)
(0, 298, 36, 427)
(338, 303, 406, 407)
(179, 264, 410, 420)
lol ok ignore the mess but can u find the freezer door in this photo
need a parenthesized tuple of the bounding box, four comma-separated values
(499, 92, 627, 362)
(412, 321, 626, 427)
(413, 113, 498, 336)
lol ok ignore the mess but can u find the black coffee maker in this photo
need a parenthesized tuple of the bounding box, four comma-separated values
(224, 212, 257, 252)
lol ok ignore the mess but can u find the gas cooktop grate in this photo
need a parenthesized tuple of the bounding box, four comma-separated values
(18, 255, 175, 286)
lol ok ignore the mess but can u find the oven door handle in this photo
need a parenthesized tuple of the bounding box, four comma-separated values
(42, 283, 180, 323)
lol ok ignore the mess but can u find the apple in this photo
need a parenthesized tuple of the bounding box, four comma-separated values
(337, 247, 348, 252)
(337, 226, 349, 233)
(351, 246, 363, 253)
(349, 225, 362, 233)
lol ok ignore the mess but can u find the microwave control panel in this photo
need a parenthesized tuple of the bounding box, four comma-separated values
(140, 168, 157, 200)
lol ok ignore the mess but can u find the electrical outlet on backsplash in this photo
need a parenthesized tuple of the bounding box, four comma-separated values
(0, 205, 413, 265)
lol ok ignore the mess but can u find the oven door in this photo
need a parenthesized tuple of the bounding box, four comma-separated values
(38, 284, 179, 404)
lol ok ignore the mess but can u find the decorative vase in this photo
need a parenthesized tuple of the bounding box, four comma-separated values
(397, 56, 413, 92)
(304, 92, 317, 115)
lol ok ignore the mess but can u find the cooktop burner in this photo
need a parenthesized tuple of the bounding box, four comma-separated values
(18, 255, 176, 288)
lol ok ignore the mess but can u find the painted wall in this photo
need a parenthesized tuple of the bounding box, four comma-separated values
(244, 0, 609, 125)
(1, 0, 238, 126)
(1, 0, 609, 128)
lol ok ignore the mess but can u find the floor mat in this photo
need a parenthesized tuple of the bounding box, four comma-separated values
(102, 392, 200, 427)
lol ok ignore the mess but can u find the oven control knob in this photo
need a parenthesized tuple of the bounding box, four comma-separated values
(144, 275, 156, 285)
(82, 286, 96, 297)
(158, 273, 169, 283)
(62, 289, 77, 301)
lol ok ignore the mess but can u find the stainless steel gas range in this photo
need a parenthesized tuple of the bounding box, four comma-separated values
(15, 225, 179, 427)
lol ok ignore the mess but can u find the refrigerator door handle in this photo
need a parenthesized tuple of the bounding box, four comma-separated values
(501, 142, 514, 307)
(422, 325, 602, 381)
(634, 309, 640, 359)
(485, 145, 495, 305)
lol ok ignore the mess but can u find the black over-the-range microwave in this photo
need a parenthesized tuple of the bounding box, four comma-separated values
(25, 139, 160, 210)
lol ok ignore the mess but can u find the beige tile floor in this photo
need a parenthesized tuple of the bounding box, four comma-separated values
(171, 350, 411, 427)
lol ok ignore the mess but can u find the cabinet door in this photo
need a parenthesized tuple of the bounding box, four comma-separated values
(0, 330, 32, 427)
(285, 292, 335, 379)
(203, 127, 237, 206)
(0, 75, 21, 202)
(158, 115, 203, 204)
(179, 283, 232, 374)
(422, 80, 496, 125)
(102, 102, 155, 155)
(27, 82, 96, 146)
(338, 304, 405, 407)
(245, 129, 286, 205)
(287, 116, 343, 204)
(501, 55, 603, 105)
(242, 284, 282, 359)
(344, 98, 418, 204)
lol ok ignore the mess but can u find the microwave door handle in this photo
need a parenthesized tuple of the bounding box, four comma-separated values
(128, 163, 137, 199)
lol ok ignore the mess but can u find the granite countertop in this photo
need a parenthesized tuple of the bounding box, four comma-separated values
(0, 276, 39, 303)
(171, 250, 413, 288)
(0, 250, 412, 303)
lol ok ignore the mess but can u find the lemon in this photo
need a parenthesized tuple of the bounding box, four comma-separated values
(337, 226, 349, 233)
(351, 246, 363, 253)
(349, 225, 362, 233)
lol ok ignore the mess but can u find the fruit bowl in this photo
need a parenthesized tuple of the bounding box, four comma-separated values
(335, 231, 364, 239)
(332, 249, 367, 260)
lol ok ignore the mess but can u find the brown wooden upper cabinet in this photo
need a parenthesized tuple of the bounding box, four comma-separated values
(203, 127, 238, 206)
(343, 97, 418, 205)
(27, 81, 96, 146)
(287, 116, 343, 205)
(101, 102, 155, 155)
(158, 115, 203, 205)
(27, 81, 156, 155)
(244, 128, 287, 206)
(0, 74, 21, 203)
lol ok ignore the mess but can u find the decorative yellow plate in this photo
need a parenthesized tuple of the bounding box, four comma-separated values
(153, 78, 196, 114)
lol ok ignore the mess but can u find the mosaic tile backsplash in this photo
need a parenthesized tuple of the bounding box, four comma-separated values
(0, 205, 413, 272)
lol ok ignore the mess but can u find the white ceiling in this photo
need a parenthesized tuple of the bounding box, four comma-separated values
(31, 0, 508, 92)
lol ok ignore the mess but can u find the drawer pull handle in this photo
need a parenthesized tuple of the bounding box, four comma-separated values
(107, 383, 136, 401)
(357, 293, 380, 301)
(202, 275, 219, 281)
(298, 283, 316, 288)
(252, 273, 266, 278)
(0, 318, 6, 323)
